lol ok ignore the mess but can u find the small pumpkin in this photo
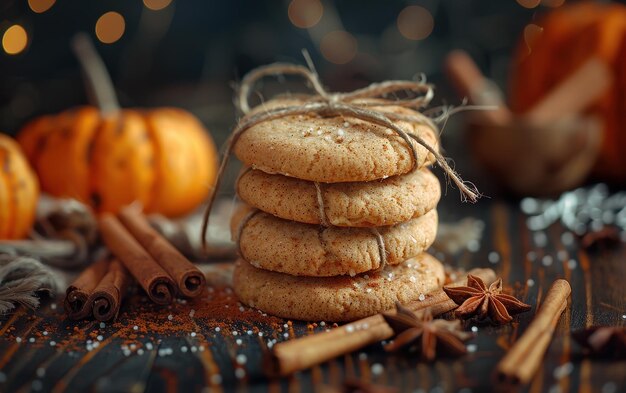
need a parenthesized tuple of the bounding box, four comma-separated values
(18, 34, 218, 217)
(0, 133, 39, 239)
(510, 2, 626, 183)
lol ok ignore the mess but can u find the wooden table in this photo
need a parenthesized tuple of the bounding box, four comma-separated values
(1, 196, 625, 393)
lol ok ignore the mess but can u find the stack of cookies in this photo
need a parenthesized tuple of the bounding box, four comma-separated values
(231, 98, 445, 322)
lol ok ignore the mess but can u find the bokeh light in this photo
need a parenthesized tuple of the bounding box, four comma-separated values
(143, 0, 173, 11)
(516, 0, 541, 8)
(288, 0, 323, 29)
(95, 12, 125, 44)
(28, 0, 56, 13)
(320, 30, 357, 64)
(397, 5, 434, 41)
(524, 23, 544, 54)
(2, 25, 28, 55)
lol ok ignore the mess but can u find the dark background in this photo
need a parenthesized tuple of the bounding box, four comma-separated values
(1, 0, 558, 137)
(1, 4, 626, 392)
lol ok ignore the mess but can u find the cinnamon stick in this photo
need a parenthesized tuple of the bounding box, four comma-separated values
(99, 213, 175, 305)
(526, 58, 612, 124)
(118, 207, 206, 298)
(88, 258, 131, 321)
(64, 258, 109, 320)
(444, 50, 511, 125)
(268, 267, 496, 376)
(495, 279, 571, 387)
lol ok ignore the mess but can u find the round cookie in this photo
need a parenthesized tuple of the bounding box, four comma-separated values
(233, 253, 446, 322)
(237, 167, 441, 227)
(231, 206, 438, 277)
(233, 98, 440, 183)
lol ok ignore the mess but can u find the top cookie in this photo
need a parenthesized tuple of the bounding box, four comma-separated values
(233, 98, 440, 183)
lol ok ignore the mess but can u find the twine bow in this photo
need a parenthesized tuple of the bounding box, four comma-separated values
(201, 57, 480, 248)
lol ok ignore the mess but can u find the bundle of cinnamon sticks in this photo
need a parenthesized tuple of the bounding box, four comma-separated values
(65, 207, 206, 321)
(64, 257, 130, 321)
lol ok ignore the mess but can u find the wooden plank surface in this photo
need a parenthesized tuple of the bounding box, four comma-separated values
(1, 197, 625, 393)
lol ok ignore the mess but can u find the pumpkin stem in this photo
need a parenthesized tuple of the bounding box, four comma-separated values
(71, 33, 120, 116)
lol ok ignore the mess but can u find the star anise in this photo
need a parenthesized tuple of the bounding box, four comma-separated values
(382, 303, 473, 361)
(572, 326, 626, 358)
(443, 274, 531, 324)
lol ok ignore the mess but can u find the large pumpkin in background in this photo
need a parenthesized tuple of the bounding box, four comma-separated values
(510, 2, 626, 183)
(18, 107, 217, 217)
(0, 133, 39, 239)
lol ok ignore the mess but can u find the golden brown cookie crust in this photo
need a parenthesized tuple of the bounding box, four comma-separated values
(231, 206, 438, 277)
(237, 167, 441, 227)
(233, 99, 440, 183)
(233, 253, 445, 322)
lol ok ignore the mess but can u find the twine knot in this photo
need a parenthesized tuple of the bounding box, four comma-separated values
(202, 55, 480, 248)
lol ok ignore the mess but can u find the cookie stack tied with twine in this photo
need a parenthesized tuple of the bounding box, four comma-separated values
(202, 59, 479, 322)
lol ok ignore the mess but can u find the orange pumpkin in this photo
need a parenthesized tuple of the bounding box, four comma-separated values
(0, 133, 39, 239)
(17, 35, 218, 217)
(18, 107, 217, 217)
(510, 2, 626, 183)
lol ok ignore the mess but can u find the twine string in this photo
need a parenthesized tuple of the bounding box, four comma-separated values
(313, 182, 330, 227)
(235, 208, 261, 257)
(370, 227, 387, 271)
(201, 60, 480, 249)
(238, 63, 329, 113)
(235, 166, 253, 198)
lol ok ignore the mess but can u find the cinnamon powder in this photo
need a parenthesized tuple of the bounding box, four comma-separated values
(110, 284, 285, 339)
(3, 265, 464, 356)
(2, 282, 285, 353)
